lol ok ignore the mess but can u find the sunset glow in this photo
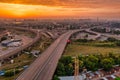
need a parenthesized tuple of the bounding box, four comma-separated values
(0, 1, 120, 19)
(0, 3, 64, 18)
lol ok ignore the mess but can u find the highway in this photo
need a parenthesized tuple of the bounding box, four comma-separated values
(84, 27, 120, 40)
(86, 28, 120, 40)
(85, 29, 101, 40)
(16, 30, 79, 80)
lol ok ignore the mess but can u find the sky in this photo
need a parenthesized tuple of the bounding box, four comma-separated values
(0, 0, 120, 19)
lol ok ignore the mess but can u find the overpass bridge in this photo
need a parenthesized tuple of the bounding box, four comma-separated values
(0, 27, 40, 64)
(16, 30, 80, 80)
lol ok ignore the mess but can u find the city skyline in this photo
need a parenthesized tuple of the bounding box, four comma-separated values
(0, 0, 120, 19)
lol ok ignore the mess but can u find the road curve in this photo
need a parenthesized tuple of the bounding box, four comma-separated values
(0, 28, 40, 61)
(88, 28, 120, 40)
(16, 30, 79, 80)
(85, 29, 101, 40)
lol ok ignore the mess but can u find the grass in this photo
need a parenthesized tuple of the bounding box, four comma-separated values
(0, 53, 35, 70)
(0, 53, 35, 80)
(2, 47, 8, 51)
(64, 42, 120, 56)
(7, 28, 36, 38)
(0, 73, 20, 80)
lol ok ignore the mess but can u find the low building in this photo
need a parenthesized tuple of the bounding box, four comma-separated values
(1, 40, 13, 46)
(30, 50, 40, 57)
(59, 66, 120, 80)
(1, 39, 22, 47)
(59, 75, 86, 80)
(7, 42, 22, 47)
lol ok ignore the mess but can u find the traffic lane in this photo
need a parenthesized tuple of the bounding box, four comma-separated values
(16, 36, 62, 80)
(34, 31, 74, 80)
(16, 30, 78, 80)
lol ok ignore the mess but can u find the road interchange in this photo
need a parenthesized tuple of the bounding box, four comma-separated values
(16, 30, 80, 80)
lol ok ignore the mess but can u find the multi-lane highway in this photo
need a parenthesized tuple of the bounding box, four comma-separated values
(1, 27, 118, 80)
(85, 29, 101, 40)
(86, 28, 120, 40)
(16, 30, 79, 80)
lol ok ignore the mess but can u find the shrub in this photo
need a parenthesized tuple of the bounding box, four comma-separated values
(4, 70, 14, 77)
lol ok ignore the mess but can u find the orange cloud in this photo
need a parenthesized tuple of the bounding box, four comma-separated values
(0, 1, 119, 19)
(0, 0, 120, 8)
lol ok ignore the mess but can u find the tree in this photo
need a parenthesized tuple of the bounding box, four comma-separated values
(116, 41, 120, 46)
(84, 34, 88, 39)
(56, 62, 65, 76)
(101, 58, 114, 71)
(53, 75, 60, 80)
(108, 53, 116, 59)
(115, 77, 120, 80)
(60, 56, 73, 65)
(4, 70, 14, 77)
(115, 55, 120, 65)
(0, 36, 7, 42)
(65, 63, 74, 76)
(76, 39, 88, 43)
(107, 37, 117, 42)
(84, 55, 99, 71)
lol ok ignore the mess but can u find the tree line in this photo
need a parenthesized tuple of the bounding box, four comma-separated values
(55, 53, 120, 77)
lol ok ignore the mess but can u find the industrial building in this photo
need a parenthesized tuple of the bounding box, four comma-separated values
(1, 39, 22, 47)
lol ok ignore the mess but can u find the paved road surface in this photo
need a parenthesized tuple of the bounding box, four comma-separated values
(0, 28, 40, 61)
(85, 29, 101, 40)
(16, 28, 120, 80)
(16, 30, 79, 80)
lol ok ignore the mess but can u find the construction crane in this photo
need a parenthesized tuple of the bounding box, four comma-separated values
(74, 57, 80, 80)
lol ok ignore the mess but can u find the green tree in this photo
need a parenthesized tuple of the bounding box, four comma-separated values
(65, 63, 74, 76)
(4, 70, 14, 77)
(84, 55, 99, 71)
(115, 77, 120, 80)
(115, 55, 120, 65)
(107, 37, 117, 42)
(108, 53, 116, 60)
(116, 41, 120, 46)
(101, 58, 114, 71)
(1, 36, 7, 42)
(56, 62, 65, 76)
(84, 34, 88, 38)
(60, 56, 73, 65)
(53, 75, 60, 80)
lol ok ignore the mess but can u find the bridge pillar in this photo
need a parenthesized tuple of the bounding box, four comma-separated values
(10, 55, 15, 59)
(0, 59, 4, 66)
(17, 53, 20, 57)
(0, 62, 2, 66)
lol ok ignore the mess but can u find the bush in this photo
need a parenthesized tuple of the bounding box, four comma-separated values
(116, 41, 120, 46)
(0, 36, 7, 42)
(115, 77, 120, 80)
(53, 75, 60, 80)
(75, 39, 89, 43)
(4, 69, 20, 77)
(107, 37, 118, 42)
(4, 70, 14, 77)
